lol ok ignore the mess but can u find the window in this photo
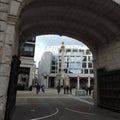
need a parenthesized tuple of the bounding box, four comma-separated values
(20, 44, 35, 57)
(86, 49, 91, 55)
(66, 49, 71, 53)
(88, 62, 93, 68)
(64, 63, 67, 68)
(52, 56, 56, 60)
(75, 62, 81, 68)
(88, 56, 93, 61)
(24, 46, 33, 52)
(68, 70, 73, 73)
(82, 56, 87, 61)
(66, 49, 71, 54)
(52, 61, 56, 65)
(69, 69, 73, 73)
(70, 63, 74, 68)
(79, 69, 83, 74)
(73, 49, 78, 52)
(51, 66, 56, 70)
(82, 63, 86, 68)
(70, 56, 74, 62)
(84, 69, 88, 74)
(76, 56, 81, 62)
(79, 49, 84, 55)
(90, 69, 94, 74)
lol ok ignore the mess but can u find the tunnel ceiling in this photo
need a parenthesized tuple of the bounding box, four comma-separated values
(18, 0, 120, 49)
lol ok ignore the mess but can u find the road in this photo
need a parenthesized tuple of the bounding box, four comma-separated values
(12, 93, 120, 120)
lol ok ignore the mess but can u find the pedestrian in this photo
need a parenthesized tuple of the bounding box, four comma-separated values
(88, 86, 92, 95)
(36, 84, 40, 94)
(41, 85, 45, 93)
(63, 86, 67, 94)
(56, 85, 61, 95)
(66, 86, 69, 94)
(70, 86, 72, 94)
(29, 85, 33, 91)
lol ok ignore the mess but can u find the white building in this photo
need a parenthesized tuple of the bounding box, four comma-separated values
(38, 44, 94, 89)
(38, 52, 53, 87)
(18, 38, 36, 90)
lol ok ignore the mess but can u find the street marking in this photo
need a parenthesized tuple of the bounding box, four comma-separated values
(68, 95, 94, 105)
(29, 108, 59, 120)
(65, 108, 96, 116)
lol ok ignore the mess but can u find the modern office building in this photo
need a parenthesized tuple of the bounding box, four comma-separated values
(38, 43, 94, 89)
(18, 37, 36, 90)
(38, 52, 53, 87)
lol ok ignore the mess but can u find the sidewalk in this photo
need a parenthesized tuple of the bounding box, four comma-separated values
(16, 88, 94, 104)
(17, 88, 68, 96)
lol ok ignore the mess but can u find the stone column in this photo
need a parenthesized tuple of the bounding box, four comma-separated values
(46, 76, 49, 88)
(0, 1, 14, 119)
(77, 76, 80, 90)
(87, 76, 91, 87)
(0, 1, 23, 119)
(61, 40, 65, 72)
(28, 66, 34, 87)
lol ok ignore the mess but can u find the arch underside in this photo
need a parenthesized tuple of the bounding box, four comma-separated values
(18, 0, 120, 52)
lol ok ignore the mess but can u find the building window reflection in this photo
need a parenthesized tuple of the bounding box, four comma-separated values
(20, 44, 35, 57)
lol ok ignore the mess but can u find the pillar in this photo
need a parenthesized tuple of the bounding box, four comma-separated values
(87, 76, 91, 87)
(46, 76, 49, 88)
(77, 76, 80, 90)
(29, 66, 34, 87)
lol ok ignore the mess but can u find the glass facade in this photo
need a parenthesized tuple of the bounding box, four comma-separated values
(50, 46, 93, 75)
(20, 43, 35, 57)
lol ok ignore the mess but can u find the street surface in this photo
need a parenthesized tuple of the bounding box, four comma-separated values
(12, 88, 120, 120)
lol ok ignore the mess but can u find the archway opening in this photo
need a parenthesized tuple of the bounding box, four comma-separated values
(13, 34, 95, 120)
(17, 34, 95, 93)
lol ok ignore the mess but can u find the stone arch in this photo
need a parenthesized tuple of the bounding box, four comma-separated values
(0, 0, 120, 119)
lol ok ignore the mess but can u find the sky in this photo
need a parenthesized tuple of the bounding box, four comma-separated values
(34, 35, 86, 67)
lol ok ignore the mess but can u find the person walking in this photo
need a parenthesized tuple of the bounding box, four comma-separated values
(56, 85, 61, 95)
(41, 85, 45, 93)
(63, 86, 67, 94)
(36, 84, 40, 94)
(88, 86, 92, 95)
(66, 86, 69, 94)
(70, 86, 72, 94)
